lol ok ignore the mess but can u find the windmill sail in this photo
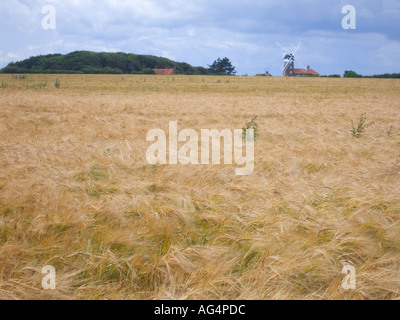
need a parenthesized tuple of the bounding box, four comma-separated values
(277, 42, 303, 76)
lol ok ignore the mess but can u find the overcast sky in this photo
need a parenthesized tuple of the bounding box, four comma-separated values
(1, 0, 399, 76)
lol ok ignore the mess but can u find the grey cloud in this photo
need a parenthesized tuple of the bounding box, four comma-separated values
(0, 0, 399, 75)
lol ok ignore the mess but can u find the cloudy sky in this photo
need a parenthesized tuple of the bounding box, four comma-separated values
(1, 0, 399, 76)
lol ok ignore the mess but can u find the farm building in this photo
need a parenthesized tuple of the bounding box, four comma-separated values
(284, 59, 319, 77)
(153, 66, 176, 75)
(293, 65, 319, 77)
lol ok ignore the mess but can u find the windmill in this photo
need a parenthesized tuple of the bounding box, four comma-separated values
(276, 42, 303, 77)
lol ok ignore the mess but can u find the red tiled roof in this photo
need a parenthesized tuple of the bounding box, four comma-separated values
(154, 67, 176, 75)
(293, 66, 319, 76)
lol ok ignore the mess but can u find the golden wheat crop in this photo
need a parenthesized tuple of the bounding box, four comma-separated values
(0, 74, 399, 300)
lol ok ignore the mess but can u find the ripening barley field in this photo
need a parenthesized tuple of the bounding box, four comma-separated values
(0, 74, 399, 300)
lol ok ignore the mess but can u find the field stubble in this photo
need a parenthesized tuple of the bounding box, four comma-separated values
(0, 74, 399, 299)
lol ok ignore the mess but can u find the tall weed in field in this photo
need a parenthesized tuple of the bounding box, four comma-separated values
(242, 115, 259, 140)
(351, 113, 374, 138)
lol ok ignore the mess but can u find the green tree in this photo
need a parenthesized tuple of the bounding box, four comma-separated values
(344, 70, 361, 78)
(208, 57, 236, 75)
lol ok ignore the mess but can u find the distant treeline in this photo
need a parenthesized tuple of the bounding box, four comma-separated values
(321, 70, 400, 78)
(363, 73, 400, 78)
(0, 51, 210, 75)
(344, 70, 400, 78)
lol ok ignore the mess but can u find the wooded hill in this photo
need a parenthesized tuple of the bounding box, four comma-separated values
(0, 51, 210, 75)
